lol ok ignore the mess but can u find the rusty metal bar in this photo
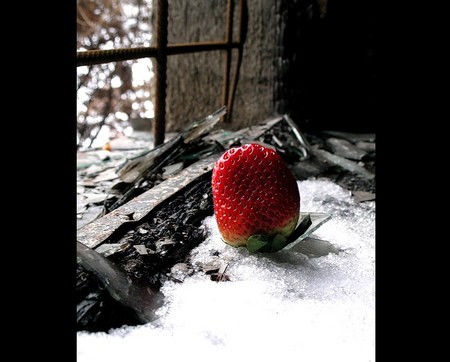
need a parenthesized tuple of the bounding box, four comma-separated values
(153, 0, 168, 146)
(226, 0, 248, 123)
(77, 41, 242, 67)
(221, 0, 234, 123)
(169, 40, 240, 55)
(77, 47, 156, 67)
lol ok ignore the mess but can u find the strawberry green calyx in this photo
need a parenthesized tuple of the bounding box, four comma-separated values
(246, 234, 287, 253)
(246, 214, 312, 253)
(211, 143, 301, 250)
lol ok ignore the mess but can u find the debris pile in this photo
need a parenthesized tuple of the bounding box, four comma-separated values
(77, 107, 375, 332)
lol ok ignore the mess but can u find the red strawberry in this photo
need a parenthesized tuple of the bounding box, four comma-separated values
(211, 143, 300, 252)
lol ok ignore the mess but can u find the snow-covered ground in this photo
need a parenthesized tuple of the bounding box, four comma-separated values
(77, 179, 375, 362)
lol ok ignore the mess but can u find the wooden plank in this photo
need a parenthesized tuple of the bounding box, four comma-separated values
(77, 153, 218, 249)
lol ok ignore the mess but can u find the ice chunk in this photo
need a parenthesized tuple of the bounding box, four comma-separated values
(77, 180, 375, 362)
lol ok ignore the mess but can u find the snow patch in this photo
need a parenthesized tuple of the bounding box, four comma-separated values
(77, 180, 375, 362)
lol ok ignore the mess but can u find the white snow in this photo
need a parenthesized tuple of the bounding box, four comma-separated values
(77, 180, 375, 362)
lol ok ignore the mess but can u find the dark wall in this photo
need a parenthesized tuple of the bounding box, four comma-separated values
(275, 0, 376, 132)
(164, 0, 277, 132)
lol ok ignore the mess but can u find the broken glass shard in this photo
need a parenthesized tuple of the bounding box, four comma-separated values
(287, 214, 312, 243)
(282, 115, 312, 158)
(283, 212, 332, 251)
(116, 135, 183, 183)
(181, 106, 227, 144)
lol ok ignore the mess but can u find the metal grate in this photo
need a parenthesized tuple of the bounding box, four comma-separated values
(77, 0, 248, 146)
